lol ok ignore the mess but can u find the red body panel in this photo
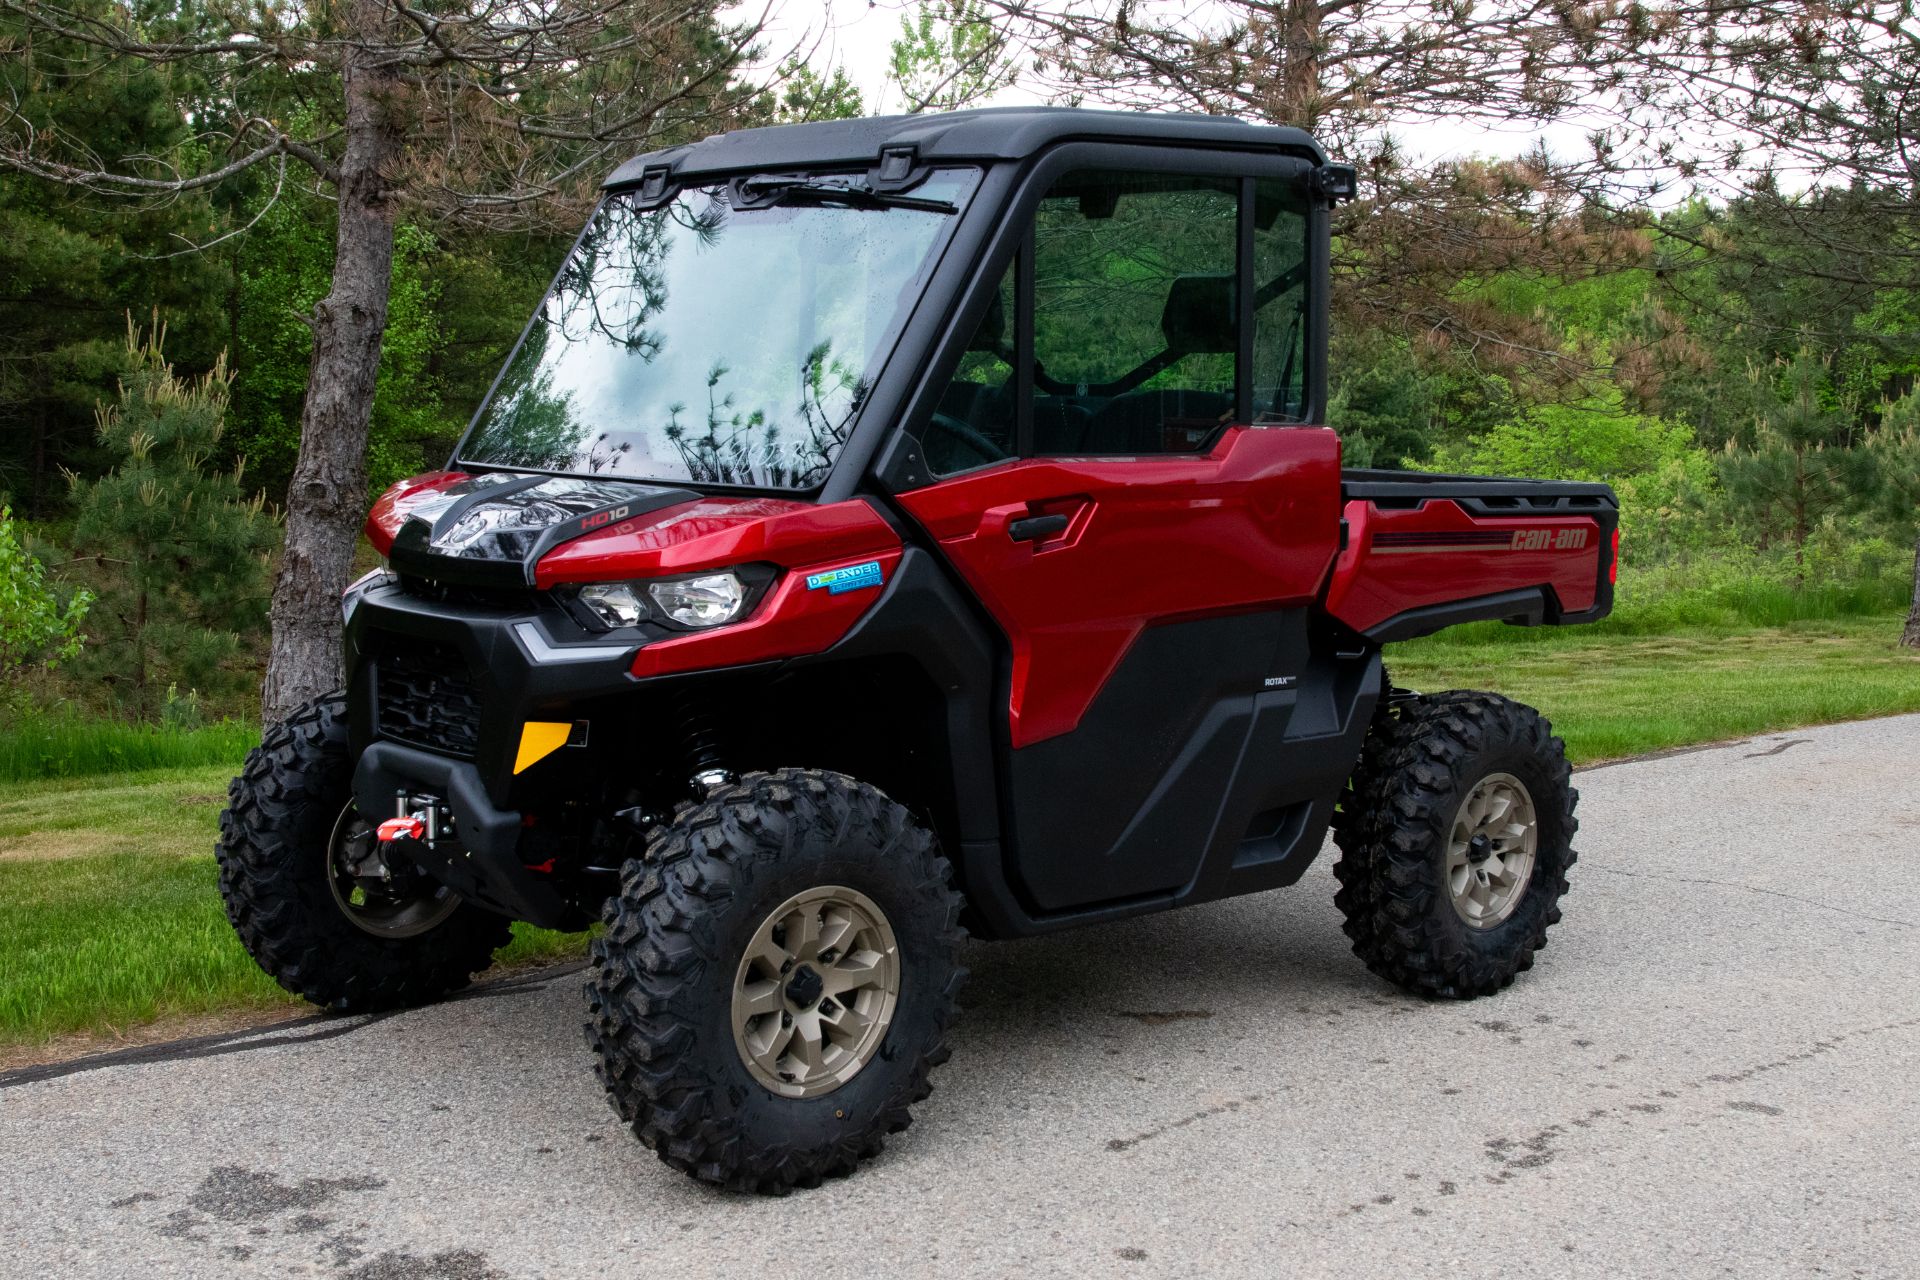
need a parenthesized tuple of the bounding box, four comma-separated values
(364, 471, 471, 555)
(532, 497, 897, 586)
(535, 497, 904, 678)
(629, 548, 905, 679)
(896, 426, 1344, 748)
(1323, 497, 1602, 635)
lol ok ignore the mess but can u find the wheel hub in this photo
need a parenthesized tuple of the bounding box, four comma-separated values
(731, 886, 901, 1100)
(1444, 773, 1539, 930)
(783, 965, 825, 1009)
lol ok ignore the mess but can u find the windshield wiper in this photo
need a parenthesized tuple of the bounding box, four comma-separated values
(732, 177, 957, 214)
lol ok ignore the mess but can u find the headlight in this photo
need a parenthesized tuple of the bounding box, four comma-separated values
(569, 569, 760, 632)
(576, 582, 647, 629)
(648, 572, 747, 628)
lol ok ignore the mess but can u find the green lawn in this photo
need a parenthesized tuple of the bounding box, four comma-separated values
(0, 770, 589, 1050)
(1, 613, 1914, 1056)
(1389, 613, 1920, 763)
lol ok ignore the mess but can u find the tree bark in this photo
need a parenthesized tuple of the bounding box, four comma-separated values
(1903, 531, 1920, 649)
(261, 12, 401, 724)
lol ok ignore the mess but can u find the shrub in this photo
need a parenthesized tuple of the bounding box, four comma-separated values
(0, 503, 90, 679)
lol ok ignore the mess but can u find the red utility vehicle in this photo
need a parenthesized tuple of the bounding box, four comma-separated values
(219, 108, 1617, 1193)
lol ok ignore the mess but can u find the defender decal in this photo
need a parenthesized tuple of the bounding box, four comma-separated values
(806, 561, 886, 594)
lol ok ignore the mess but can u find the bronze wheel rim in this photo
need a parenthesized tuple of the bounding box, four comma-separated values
(731, 885, 901, 1100)
(325, 802, 462, 939)
(1445, 772, 1538, 930)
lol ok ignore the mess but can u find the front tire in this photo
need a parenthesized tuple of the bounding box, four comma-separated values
(1332, 691, 1578, 999)
(217, 694, 513, 1011)
(584, 768, 966, 1194)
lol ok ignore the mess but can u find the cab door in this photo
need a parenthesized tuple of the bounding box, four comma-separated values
(892, 162, 1344, 914)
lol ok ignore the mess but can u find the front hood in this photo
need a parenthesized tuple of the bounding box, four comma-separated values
(371, 472, 700, 589)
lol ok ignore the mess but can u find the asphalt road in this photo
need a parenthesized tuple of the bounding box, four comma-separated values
(4, 714, 1917, 1279)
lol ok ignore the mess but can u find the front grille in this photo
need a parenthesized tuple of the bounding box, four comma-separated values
(397, 574, 543, 611)
(375, 642, 483, 759)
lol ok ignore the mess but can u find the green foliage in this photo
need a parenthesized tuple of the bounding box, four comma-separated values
(0, 3, 229, 516)
(0, 504, 89, 678)
(61, 321, 276, 719)
(1870, 390, 1920, 534)
(889, 0, 1016, 112)
(770, 60, 865, 122)
(1325, 336, 1442, 467)
(1439, 390, 1698, 482)
(232, 198, 456, 498)
(1716, 352, 1879, 561)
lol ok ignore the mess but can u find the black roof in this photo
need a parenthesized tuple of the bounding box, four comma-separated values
(603, 107, 1325, 189)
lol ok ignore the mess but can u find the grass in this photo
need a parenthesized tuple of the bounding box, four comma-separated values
(1390, 612, 1920, 763)
(0, 710, 259, 782)
(1, 603, 1914, 1054)
(0, 766, 590, 1049)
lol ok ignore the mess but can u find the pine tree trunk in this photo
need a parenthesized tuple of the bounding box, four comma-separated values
(1903, 531, 1920, 649)
(261, 14, 400, 724)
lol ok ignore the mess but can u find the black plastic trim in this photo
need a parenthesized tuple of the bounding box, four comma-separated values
(603, 108, 1325, 189)
(1342, 468, 1619, 505)
(1364, 587, 1548, 644)
(793, 546, 1004, 849)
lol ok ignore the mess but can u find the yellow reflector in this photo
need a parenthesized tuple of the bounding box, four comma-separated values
(513, 721, 573, 774)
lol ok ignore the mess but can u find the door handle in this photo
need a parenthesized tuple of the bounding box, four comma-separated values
(1008, 514, 1071, 543)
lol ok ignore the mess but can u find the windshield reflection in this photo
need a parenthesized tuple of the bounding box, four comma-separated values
(461, 169, 979, 489)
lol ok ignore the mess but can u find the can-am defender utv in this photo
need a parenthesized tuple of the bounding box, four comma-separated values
(218, 108, 1618, 1193)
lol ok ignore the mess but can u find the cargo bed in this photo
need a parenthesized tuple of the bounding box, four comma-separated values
(1325, 469, 1620, 642)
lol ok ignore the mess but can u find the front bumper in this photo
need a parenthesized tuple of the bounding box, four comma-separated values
(353, 740, 572, 924)
(344, 581, 652, 925)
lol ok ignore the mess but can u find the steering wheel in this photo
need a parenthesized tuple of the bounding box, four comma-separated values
(923, 411, 1008, 472)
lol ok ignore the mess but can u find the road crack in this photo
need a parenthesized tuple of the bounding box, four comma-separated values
(1584, 864, 1915, 928)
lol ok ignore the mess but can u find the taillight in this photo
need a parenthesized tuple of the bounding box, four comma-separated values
(1610, 528, 1620, 584)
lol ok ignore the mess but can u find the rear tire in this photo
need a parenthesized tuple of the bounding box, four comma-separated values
(1332, 691, 1577, 999)
(217, 694, 513, 1012)
(584, 768, 966, 1194)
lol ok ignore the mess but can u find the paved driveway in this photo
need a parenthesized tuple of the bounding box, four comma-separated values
(4, 715, 1917, 1279)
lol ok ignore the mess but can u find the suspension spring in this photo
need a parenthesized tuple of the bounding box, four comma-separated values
(673, 688, 736, 797)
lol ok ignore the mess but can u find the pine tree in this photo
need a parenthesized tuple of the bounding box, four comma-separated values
(1716, 353, 1878, 578)
(1874, 393, 1920, 648)
(63, 319, 275, 719)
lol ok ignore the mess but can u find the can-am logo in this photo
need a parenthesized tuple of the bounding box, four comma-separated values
(1511, 528, 1589, 551)
(581, 505, 630, 530)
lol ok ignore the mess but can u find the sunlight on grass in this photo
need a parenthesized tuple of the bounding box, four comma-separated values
(1390, 613, 1920, 763)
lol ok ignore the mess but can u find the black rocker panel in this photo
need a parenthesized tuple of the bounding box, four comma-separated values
(1005, 609, 1374, 914)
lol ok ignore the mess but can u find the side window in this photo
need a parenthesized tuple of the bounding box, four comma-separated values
(923, 262, 1016, 476)
(920, 164, 1314, 476)
(1031, 171, 1238, 455)
(1252, 179, 1310, 422)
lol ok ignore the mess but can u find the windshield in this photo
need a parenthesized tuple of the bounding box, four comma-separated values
(458, 168, 980, 489)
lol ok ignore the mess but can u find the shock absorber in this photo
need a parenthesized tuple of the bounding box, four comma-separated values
(673, 687, 737, 798)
